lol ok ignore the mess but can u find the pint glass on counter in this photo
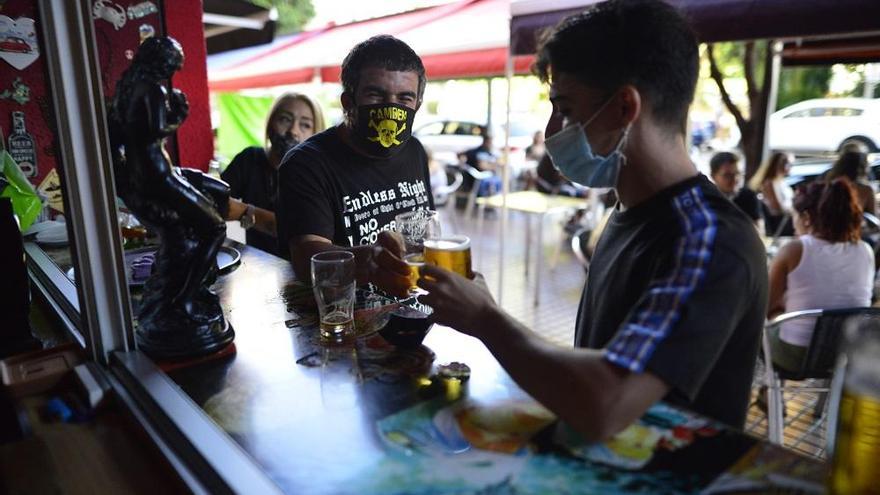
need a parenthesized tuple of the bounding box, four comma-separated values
(423, 235, 472, 279)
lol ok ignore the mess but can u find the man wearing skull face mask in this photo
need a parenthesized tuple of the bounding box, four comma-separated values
(222, 93, 325, 256)
(415, 0, 767, 440)
(277, 35, 433, 295)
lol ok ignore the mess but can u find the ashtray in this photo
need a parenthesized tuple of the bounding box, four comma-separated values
(379, 306, 433, 349)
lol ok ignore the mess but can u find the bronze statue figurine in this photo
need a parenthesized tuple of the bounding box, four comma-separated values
(109, 36, 234, 359)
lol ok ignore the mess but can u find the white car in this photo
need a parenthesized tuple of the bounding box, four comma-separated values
(768, 98, 880, 154)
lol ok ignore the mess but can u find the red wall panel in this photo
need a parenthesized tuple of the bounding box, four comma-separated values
(0, 0, 58, 185)
(165, 0, 212, 171)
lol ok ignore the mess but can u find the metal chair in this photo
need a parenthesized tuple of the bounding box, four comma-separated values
(458, 165, 496, 218)
(570, 226, 591, 273)
(761, 307, 880, 446)
(862, 211, 880, 245)
(434, 169, 463, 230)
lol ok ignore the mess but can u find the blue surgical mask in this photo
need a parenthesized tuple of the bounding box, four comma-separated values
(545, 97, 630, 189)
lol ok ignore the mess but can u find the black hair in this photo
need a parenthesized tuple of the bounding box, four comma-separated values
(340, 35, 426, 100)
(709, 151, 739, 175)
(534, 0, 698, 132)
(828, 151, 869, 182)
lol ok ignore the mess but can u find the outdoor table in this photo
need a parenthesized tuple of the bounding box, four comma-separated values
(475, 190, 588, 306)
(166, 242, 827, 494)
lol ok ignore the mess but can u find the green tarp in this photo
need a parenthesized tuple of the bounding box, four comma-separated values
(215, 93, 274, 169)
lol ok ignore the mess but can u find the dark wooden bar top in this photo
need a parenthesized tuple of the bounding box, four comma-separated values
(165, 242, 827, 495)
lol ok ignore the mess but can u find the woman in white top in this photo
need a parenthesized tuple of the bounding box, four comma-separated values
(750, 151, 794, 236)
(767, 178, 875, 371)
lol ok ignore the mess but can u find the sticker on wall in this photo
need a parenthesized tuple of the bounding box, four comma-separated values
(92, 0, 127, 31)
(38, 168, 64, 213)
(138, 23, 155, 44)
(0, 16, 39, 70)
(7, 111, 37, 178)
(127, 1, 158, 20)
(0, 77, 30, 105)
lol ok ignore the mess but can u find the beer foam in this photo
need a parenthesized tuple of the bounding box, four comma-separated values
(424, 235, 470, 251)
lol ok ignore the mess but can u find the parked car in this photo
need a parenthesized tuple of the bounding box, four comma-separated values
(0, 36, 31, 54)
(413, 119, 541, 168)
(768, 98, 880, 154)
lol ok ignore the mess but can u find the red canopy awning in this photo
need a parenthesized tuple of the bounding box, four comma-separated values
(209, 0, 534, 92)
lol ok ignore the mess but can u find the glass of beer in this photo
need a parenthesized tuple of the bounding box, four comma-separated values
(829, 317, 880, 494)
(423, 235, 472, 279)
(394, 210, 440, 291)
(311, 251, 356, 343)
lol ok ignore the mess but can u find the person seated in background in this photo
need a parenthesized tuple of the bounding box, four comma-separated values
(222, 93, 325, 256)
(525, 130, 545, 161)
(826, 150, 875, 216)
(749, 151, 794, 237)
(531, 114, 586, 197)
(277, 35, 433, 295)
(766, 178, 874, 371)
(417, 0, 768, 439)
(463, 128, 502, 196)
(709, 151, 763, 231)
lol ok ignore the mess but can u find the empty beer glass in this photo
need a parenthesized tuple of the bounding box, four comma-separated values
(311, 251, 356, 343)
(394, 209, 440, 291)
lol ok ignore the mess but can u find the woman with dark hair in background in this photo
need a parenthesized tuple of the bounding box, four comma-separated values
(749, 151, 794, 236)
(827, 150, 875, 215)
(222, 92, 326, 256)
(766, 178, 874, 371)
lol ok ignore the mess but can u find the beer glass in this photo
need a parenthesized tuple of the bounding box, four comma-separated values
(311, 251, 356, 342)
(423, 234, 473, 279)
(394, 209, 440, 290)
(829, 316, 880, 494)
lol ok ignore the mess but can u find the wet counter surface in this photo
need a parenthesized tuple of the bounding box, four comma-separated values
(166, 242, 827, 495)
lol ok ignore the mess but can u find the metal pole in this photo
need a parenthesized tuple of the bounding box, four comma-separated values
(39, 0, 136, 363)
(498, 52, 513, 303)
(486, 78, 493, 129)
(760, 41, 783, 167)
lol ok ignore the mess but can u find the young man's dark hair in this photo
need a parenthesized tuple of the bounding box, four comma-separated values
(534, 0, 698, 133)
(709, 151, 739, 176)
(340, 35, 427, 100)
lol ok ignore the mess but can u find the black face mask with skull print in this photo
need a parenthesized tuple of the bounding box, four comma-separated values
(352, 102, 415, 158)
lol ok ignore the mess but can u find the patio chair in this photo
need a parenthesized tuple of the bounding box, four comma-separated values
(457, 164, 496, 218)
(862, 211, 880, 245)
(434, 168, 463, 230)
(761, 307, 880, 447)
(570, 226, 591, 273)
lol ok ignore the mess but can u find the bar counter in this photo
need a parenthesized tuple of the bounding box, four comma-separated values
(162, 242, 826, 494)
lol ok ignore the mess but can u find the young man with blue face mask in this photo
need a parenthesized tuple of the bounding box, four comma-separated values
(417, 0, 768, 441)
(277, 36, 433, 296)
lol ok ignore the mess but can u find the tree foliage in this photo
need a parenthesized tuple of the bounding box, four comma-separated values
(249, 0, 315, 34)
(777, 66, 832, 110)
(706, 40, 775, 178)
(706, 41, 835, 178)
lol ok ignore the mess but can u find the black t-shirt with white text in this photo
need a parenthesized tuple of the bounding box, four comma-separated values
(575, 175, 768, 428)
(276, 127, 434, 251)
